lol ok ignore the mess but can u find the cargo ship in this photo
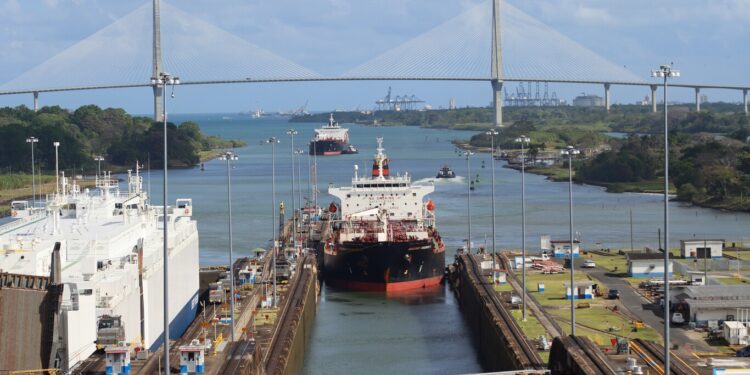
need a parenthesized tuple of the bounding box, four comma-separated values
(309, 114, 357, 155)
(324, 138, 445, 291)
(0, 165, 199, 371)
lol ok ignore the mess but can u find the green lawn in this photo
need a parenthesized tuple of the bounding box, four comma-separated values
(514, 266, 662, 345)
(716, 276, 749, 285)
(583, 252, 628, 273)
(523, 271, 591, 306)
(551, 307, 661, 342)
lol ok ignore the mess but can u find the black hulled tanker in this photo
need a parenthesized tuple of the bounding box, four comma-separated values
(324, 138, 445, 291)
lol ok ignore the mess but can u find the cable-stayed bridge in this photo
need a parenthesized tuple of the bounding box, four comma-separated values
(0, 0, 748, 123)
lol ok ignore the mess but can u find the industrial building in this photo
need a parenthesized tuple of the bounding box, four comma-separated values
(573, 94, 604, 107)
(672, 285, 750, 324)
(680, 239, 724, 259)
(626, 252, 673, 278)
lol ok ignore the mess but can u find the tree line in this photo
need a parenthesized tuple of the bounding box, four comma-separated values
(0, 105, 244, 174)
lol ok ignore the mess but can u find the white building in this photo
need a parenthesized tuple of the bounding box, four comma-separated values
(546, 239, 580, 258)
(672, 285, 750, 324)
(626, 252, 673, 278)
(680, 239, 724, 259)
(563, 281, 595, 300)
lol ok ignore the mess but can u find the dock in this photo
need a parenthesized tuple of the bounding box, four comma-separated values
(72, 207, 324, 375)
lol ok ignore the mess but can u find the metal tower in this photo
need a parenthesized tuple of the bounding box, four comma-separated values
(153, 0, 164, 121)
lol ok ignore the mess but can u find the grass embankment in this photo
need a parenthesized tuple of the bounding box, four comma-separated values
(493, 278, 550, 363)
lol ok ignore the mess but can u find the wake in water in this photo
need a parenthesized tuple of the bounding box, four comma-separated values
(413, 176, 467, 185)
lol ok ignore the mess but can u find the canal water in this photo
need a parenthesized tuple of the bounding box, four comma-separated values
(150, 114, 748, 374)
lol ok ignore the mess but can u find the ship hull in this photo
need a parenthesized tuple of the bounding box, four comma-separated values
(324, 239, 445, 292)
(310, 139, 346, 156)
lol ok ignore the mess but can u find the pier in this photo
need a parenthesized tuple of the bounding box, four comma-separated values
(72, 208, 323, 375)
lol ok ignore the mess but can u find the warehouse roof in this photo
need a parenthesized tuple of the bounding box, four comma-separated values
(685, 299, 750, 309)
(675, 285, 750, 300)
(626, 252, 674, 261)
(680, 239, 725, 244)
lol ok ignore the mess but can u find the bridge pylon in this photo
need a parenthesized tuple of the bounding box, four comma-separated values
(491, 0, 503, 127)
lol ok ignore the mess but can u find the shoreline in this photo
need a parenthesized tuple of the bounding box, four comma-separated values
(504, 163, 750, 214)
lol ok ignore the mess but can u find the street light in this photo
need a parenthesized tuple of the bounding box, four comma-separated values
(220, 151, 238, 342)
(515, 135, 530, 321)
(651, 63, 679, 373)
(294, 149, 305, 218)
(94, 155, 105, 177)
(264, 137, 281, 307)
(286, 129, 298, 250)
(560, 145, 580, 335)
(53, 142, 60, 196)
(26, 137, 38, 206)
(151, 71, 179, 371)
(485, 129, 499, 276)
(456, 149, 474, 253)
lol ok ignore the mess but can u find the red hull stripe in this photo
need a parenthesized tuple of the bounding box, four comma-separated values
(327, 275, 443, 292)
(322, 151, 342, 155)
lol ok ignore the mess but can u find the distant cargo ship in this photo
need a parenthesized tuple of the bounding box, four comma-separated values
(323, 138, 445, 291)
(309, 114, 357, 155)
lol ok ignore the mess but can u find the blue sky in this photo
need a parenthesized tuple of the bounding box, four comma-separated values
(0, 0, 749, 114)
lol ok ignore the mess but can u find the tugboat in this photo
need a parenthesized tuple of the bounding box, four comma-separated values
(435, 165, 456, 179)
(342, 144, 359, 154)
(324, 138, 445, 291)
(309, 114, 356, 156)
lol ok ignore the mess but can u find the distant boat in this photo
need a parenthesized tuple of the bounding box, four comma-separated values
(435, 165, 456, 179)
(309, 114, 356, 156)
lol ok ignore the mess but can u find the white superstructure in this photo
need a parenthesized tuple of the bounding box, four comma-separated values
(0, 166, 199, 371)
(312, 114, 349, 142)
(328, 138, 436, 243)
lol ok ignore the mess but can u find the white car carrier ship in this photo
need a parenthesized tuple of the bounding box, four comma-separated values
(0, 165, 199, 371)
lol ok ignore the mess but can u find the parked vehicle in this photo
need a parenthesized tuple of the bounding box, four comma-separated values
(581, 259, 596, 268)
(608, 289, 621, 299)
(672, 312, 685, 325)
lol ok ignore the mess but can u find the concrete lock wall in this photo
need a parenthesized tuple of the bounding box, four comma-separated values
(456, 259, 522, 371)
(279, 267, 318, 375)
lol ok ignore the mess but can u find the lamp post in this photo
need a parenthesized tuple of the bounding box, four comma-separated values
(294, 149, 304, 218)
(485, 129, 498, 275)
(94, 155, 104, 177)
(220, 151, 238, 341)
(515, 135, 530, 321)
(286, 129, 298, 249)
(264, 137, 280, 307)
(150, 72, 179, 371)
(26, 137, 39, 206)
(53, 142, 60, 196)
(652, 64, 679, 373)
(457, 149, 474, 252)
(561, 145, 580, 335)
